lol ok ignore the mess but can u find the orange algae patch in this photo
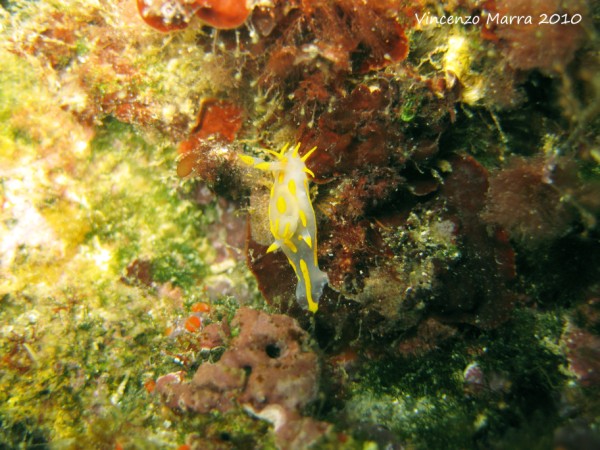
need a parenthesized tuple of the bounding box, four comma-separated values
(359, 20, 409, 72)
(137, 0, 250, 32)
(176, 153, 198, 178)
(185, 98, 244, 147)
(184, 315, 202, 332)
(177, 98, 243, 177)
(195, 0, 250, 29)
(144, 379, 157, 393)
(191, 302, 210, 313)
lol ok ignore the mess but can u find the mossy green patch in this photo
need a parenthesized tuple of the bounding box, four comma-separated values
(341, 309, 568, 449)
(0, 49, 42, 159)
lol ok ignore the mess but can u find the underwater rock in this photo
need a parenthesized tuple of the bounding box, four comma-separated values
(257, 0, 411, 82)
(483, 0, 588, 73)
(554, 420, 600, 450)
(564, 323, 600, 387)
(157, 307, 329, 448)
(435, 154, 517, 328)
(120, 258, 154, 287)
(176, 98, 245, 195)
(176, 140, 244, 198)
(563, 298, 600, 388)
(481, 156, 577, 247)
(397, 318, 458, 358)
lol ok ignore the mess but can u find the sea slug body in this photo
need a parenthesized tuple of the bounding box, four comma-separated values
(240, 143, 328, 312)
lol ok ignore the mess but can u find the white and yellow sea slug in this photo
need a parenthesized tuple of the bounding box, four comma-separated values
(240, 143, 328, 313)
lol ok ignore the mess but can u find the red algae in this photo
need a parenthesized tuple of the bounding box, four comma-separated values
(180, 98, 244, 149)
(194, 0, 251, 29)
(137, 0, 250, 31)
(481, 156, 577, 246)
(176, 99, 244, 178)
(482, 0, 588, 72)
(438, 155, 517, 328)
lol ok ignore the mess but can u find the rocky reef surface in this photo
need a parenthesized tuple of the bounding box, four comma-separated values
(0, 0, 599, 449)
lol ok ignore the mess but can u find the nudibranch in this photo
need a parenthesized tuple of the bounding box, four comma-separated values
(240, 143, 328, 313)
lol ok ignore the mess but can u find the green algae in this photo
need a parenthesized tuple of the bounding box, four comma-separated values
(0, 102, 261, 443)
(0, 86, 251, 447)
(339, 308, 568, 449)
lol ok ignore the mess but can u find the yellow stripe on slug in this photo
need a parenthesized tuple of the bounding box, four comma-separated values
(289, 258, 297, 271)
(288, 179, 296, 196)
(304, 235, 312, 248)
(299, 259, 318, 313)
(299, 210, 307, 227)
(277, 196, 287, 213)
(284, 239, 297, 253)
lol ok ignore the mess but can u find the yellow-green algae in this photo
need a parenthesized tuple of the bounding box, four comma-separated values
(0, 2, 263, 447)
(342, 309, 568, 449)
